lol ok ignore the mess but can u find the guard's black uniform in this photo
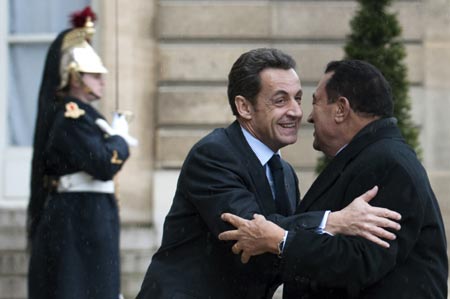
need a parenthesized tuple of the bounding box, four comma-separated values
(28, 96, 129, 299)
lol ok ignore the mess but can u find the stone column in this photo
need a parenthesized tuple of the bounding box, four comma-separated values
(423, 0, 450, 242)
(98, 0, 157, 224)
(95, 1, 159, 296)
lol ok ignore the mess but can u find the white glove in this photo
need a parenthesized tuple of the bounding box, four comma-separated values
(112, 113, 129, 136)
(95, 118, 115, 135)
(95, 118, 139, 147)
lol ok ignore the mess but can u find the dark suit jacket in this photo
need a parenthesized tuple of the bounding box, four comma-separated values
(136, 121, 324, 299)
(282, 118, 448, 299)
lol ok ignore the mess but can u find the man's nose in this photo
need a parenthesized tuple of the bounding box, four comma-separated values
(287, 98, 302, 118)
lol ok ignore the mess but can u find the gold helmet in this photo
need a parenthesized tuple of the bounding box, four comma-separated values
(58, 10, 107, 89)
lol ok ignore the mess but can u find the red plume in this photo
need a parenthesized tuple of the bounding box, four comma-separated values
(70, 6, 97, 28)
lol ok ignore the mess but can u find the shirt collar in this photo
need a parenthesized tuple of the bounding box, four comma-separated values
(241, 126, 279, 166)
(335, 144, 348, 156)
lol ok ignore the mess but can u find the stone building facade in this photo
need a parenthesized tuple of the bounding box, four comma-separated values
(1, 0, 449, 298)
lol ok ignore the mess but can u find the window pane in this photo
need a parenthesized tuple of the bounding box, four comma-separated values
(8, 1, 90, 146)
(9, 0, 90, 34)
(8, 44, 48, 146)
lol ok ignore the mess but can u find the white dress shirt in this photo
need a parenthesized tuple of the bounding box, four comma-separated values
(240, 126, 330, 237)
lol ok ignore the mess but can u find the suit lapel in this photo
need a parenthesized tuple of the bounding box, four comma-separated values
(225, 122, 277, 215)
(298, 155, 346, 212)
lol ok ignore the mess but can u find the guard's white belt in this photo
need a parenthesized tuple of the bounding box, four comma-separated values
(57, 172, 115, 194)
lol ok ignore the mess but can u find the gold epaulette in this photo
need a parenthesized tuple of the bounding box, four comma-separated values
(64, 102, 85, 119)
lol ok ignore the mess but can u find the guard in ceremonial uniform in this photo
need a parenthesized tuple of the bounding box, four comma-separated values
(27, 7, 136, 299)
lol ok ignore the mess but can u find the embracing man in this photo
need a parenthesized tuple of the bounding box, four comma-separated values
(220, 59, 448, 299)
(136, 50, 401, 299)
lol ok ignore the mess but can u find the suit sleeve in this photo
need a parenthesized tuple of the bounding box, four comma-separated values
(50, 113, 129, 181)
(281, 163, 424, 294)
(180, 140, 325, 238)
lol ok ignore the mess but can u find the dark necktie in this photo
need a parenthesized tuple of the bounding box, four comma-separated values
(268, 154, 290, 216)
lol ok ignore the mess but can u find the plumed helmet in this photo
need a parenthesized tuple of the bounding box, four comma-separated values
(58, 11, 107, 89)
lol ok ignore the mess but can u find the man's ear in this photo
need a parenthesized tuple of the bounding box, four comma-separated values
(334, 96, 351, 123)
(235, 95, 253, 120)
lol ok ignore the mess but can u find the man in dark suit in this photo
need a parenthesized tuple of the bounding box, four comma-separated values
(219, 60, 448, 298)
(136, 51, 401, 299)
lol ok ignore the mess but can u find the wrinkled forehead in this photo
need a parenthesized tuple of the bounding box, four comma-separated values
(259, 68, 302, 94)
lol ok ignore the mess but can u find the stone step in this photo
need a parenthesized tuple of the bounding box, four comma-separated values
(0, 212, 157, 250)
(0, 225, 158, 251)
(0, 220, 157, 299)
(122, 273, 147, 299)
(0, 250, 155, 299)
(0, 275, 26, 299)
(0, 206, 26, 228)
(0, 249, 154, 275)
(0, 251, 28, 276)
(120, 224, 157, 251)
(0, 227, 27, 251)
(121, 249, 154, 275)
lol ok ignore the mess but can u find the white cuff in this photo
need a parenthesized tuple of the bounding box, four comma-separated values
(317, 210, 334, 236)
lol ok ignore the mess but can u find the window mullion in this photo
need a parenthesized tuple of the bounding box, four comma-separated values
(8, 33, 56, 44)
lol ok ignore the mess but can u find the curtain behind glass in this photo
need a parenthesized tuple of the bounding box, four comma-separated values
(8, 0, 89, 146)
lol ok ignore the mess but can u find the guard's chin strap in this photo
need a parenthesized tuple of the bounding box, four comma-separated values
(74, 71, 100, 99)
(83, 85, 100, 99)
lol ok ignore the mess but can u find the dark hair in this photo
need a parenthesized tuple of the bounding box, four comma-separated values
(227, 48, 296, 115)
(324, 60, 394, 117)
(28, 29, 69, 243)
